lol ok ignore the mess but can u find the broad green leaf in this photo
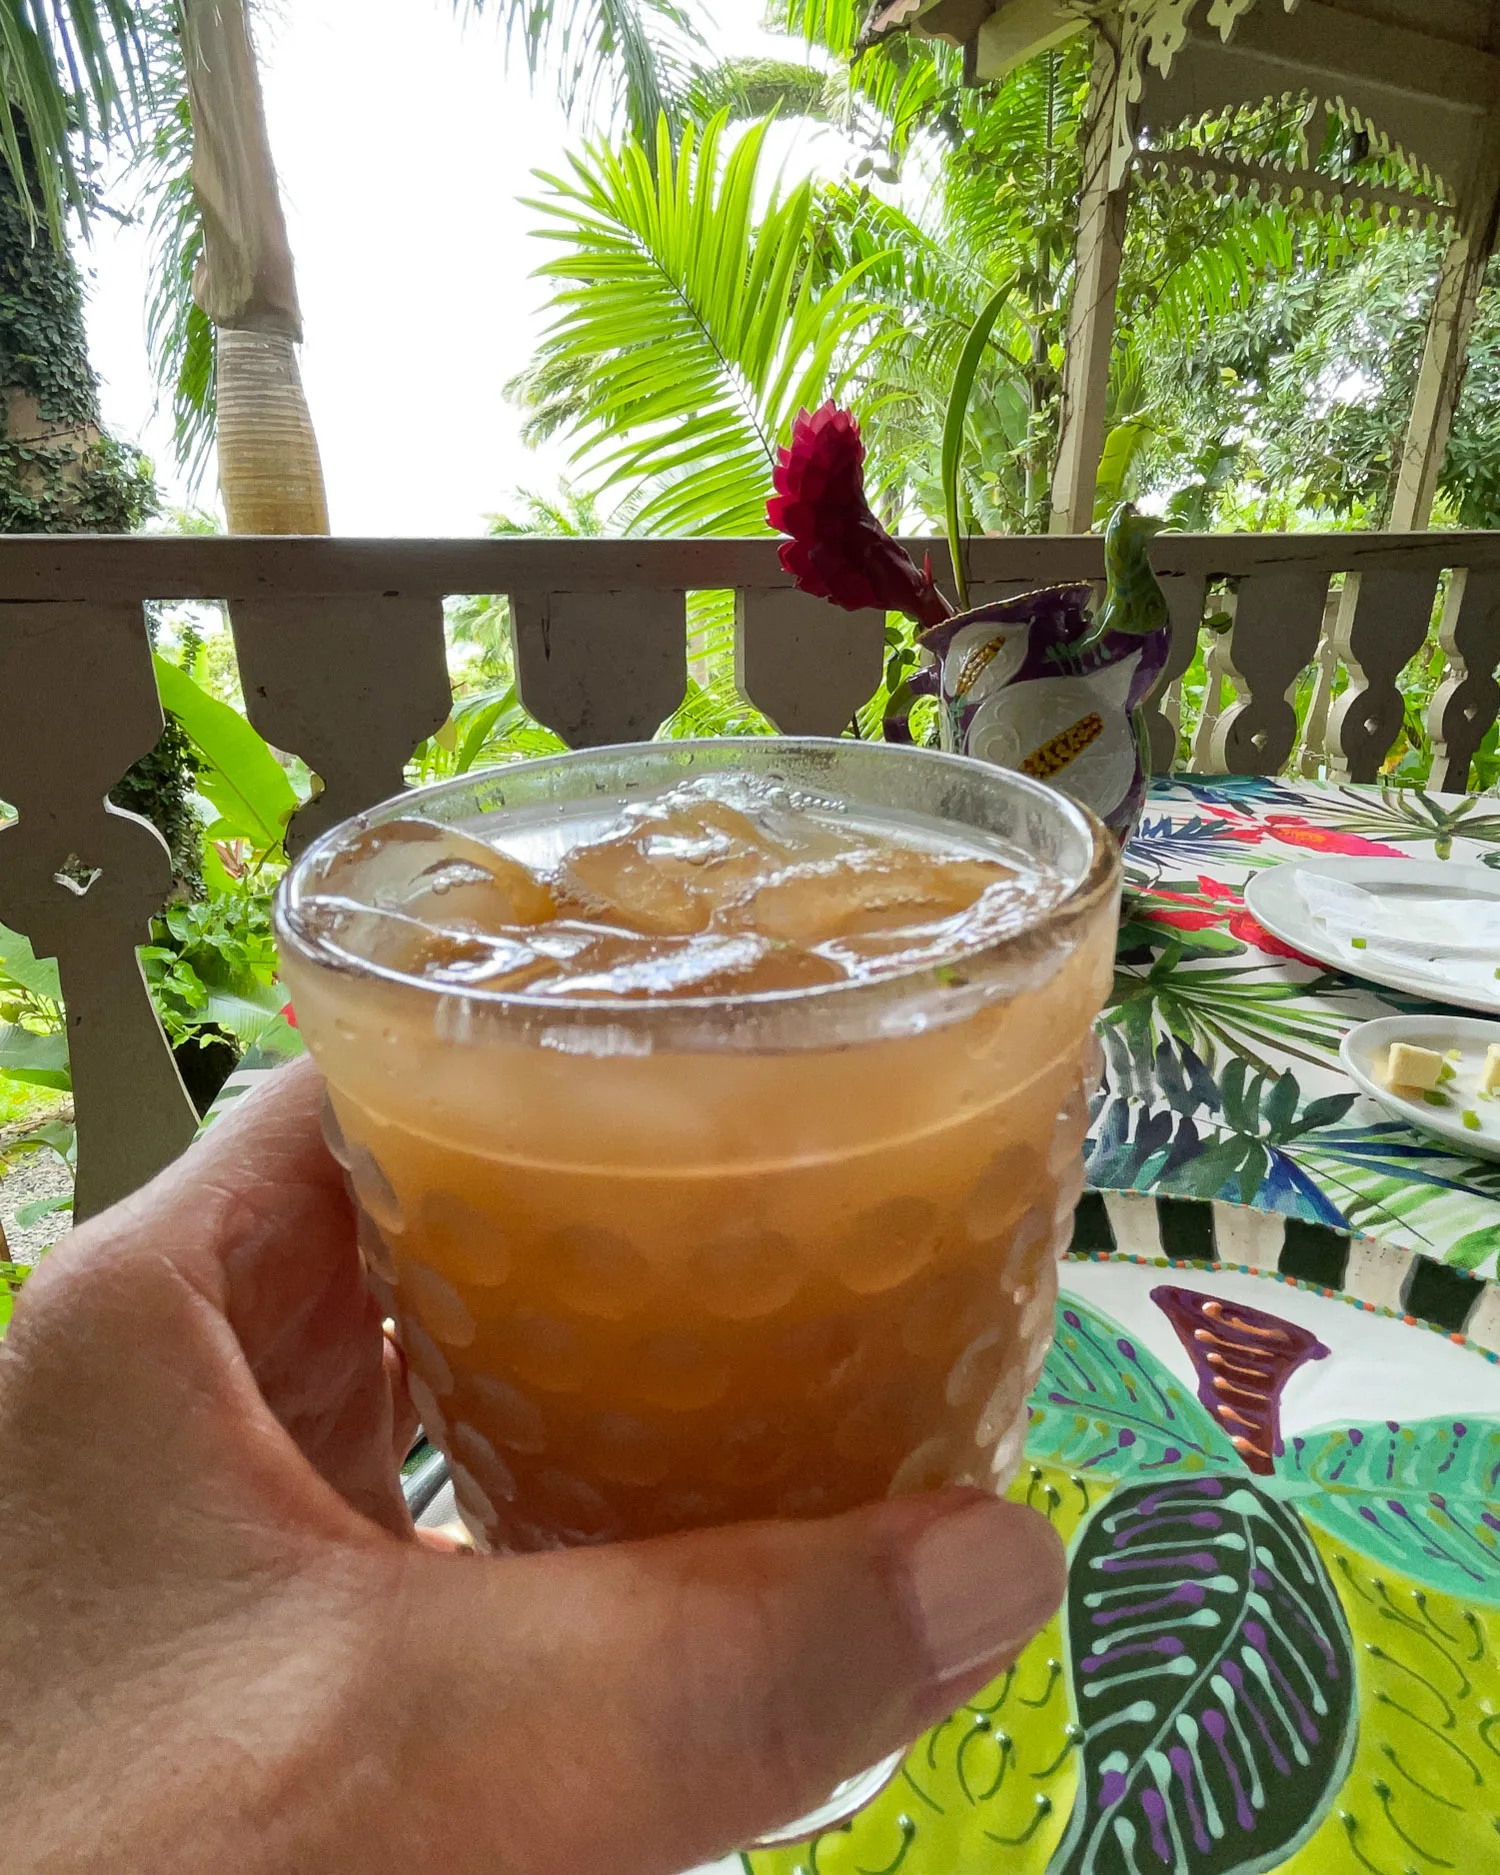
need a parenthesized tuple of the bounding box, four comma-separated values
(941, 275, 1013, 609)
(0, 1260, 25, 1338)
(0, 1021, 69, 1090)
(1092, 415, 1155, 517)
(0, 922, 60, 1002)
(202, 989, 302, 1058)
(153, 655, 297, 851)
(15, 1192, 71, 1229)
(7, 1118, 76, 1169)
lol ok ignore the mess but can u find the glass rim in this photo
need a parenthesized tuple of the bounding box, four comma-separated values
(274, 737, 1120, 1030)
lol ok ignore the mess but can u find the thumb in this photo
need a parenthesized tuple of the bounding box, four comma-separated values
(383, 1488, 1066, 1875)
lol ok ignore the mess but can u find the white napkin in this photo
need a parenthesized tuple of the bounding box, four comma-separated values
(1296, 871, 1500, 1000)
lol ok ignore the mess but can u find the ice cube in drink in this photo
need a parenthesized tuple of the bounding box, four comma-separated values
(280, 755, 1118, 1552)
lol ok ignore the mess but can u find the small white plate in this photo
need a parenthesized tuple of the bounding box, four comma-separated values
(1340, 1014, 1500, 1159)
(1244, 856, 1500, 1013)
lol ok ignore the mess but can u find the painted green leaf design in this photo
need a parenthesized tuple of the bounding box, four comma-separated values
(1054, 1473, 1356, 1875)
(1025, 1294, 1241, 1478)
(1274, 1418, 1500, 1608)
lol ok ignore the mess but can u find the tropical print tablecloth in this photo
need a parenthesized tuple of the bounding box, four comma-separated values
(1095, 776, 1500, 1280)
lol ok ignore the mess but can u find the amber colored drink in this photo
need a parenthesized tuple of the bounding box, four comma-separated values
(277, 740, 1119, 1554)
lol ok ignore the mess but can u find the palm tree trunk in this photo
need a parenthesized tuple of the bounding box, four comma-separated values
(214, 328, 328, 533)
(181, 0, 328, 534)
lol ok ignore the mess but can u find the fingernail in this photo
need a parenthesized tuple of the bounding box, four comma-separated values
(907, 1499, 1066, 1689)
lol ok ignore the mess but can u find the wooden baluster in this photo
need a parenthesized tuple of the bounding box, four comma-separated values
(0, 603, 196, 1218)
(512, 590, 688, 749)
(1297, 585, 1344, 779)
(1140, 574, 1207, 773)
(1427, 567, 1500, 792)
(1212, 570, 1331, 776)
(229, 595, 452, 854)
(734, 589, 885, 735)
(1191, 597, 1235, 775)
(1326, 568, 1442, 783)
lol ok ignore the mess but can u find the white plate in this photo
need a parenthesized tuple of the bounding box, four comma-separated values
(1340, 1014, 1500, 1159)
(1243, 856, 1500, 1013)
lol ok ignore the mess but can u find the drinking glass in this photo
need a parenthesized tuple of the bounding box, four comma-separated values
(276, 737, 1121, 1839)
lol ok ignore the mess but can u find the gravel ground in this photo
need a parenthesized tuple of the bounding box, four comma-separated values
(0, 1108, 73, 1265)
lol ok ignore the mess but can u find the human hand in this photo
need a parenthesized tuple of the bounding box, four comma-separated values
(0, 1058, 1066, 1875)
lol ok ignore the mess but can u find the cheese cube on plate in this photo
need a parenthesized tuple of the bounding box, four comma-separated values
(1481, 1045, 1500, 1096)
(1384, 1043, 1444, 1091)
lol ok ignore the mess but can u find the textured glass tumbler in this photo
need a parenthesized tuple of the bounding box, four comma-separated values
(277, 737, 1121, 1841)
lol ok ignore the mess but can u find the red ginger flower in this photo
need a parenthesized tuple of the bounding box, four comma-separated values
(768, 403, 953, 628)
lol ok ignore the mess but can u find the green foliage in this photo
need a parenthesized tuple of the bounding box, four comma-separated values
(110, 709, 203, 890)
(513, 11, 1500, 551)
(0, 922, 66, 1097)
(0, 0, 150, 243)
(0, 1260, 26, 1337)
(0, 140, 157, 533)
(458, 0, 703, 144)
(140, 892, 292, 1054)
(521, 111, 892, 534)
(138, 80, 216, 490)
(152, 653, 298, 854)
(679, 56, 832, 126)
(941, 277, 1014, 607)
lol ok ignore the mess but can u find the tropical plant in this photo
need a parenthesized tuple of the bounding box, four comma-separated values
(0, 1259, 26, 1332)
(0, 643, 306, 1228)
(0, 922, 74, 1228)
(460, 0, 705, 146)
(520, 111, 893, 535)
(0, 0, 151, 238)
(513, 4, 1500, 552)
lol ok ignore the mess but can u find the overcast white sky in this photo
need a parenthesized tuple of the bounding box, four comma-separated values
(78, 0, 850, 537)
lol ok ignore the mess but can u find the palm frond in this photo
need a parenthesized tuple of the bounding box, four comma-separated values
(523, 111, 893, 534)
(457, 0, 704, 144)
(135, 46, 216, 488)
(0, 0, 153, 240)
(680, 56, 834, 125)
(772, 0, 863, 56)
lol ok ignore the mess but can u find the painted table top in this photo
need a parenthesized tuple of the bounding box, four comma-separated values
(212, 775, 1500, 1875)
(735, 1252, 1500, 1875)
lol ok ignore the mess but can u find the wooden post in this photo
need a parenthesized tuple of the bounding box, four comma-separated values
(1389, 126, 1500, 532)
(1388, 229, 1491, 531)
(1048, 34, 1129, 536)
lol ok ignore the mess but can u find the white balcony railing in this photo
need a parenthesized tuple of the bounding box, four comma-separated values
(4, 528, 1499, 1218)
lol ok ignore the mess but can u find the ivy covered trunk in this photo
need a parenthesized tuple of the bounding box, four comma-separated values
(0, 147, 156, 534)
(0, 144, 199, 892)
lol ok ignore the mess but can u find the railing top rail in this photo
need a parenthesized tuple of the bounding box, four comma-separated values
(0, 530, 1499, 602)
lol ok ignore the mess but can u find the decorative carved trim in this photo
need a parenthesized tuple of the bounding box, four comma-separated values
(1114, 0, 1352, 191)
(1136, 143, 1449, 224)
